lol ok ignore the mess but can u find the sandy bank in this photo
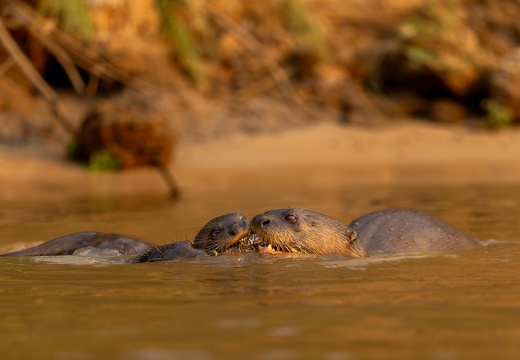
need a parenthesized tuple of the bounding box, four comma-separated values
(178, 122, 520, 187)
(1, 122, 520, 202)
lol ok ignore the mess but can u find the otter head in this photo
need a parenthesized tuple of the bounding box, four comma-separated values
(249, 208, 368, 258)
(193, 212, 251, 254)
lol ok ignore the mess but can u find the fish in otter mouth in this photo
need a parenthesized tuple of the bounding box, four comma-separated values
(245, 232, 307, 254)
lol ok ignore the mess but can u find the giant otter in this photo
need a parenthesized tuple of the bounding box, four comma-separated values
(1, 212, 250, 263)
(132, 212, 250, 263)
(249, 208, 368, 257)
(192, 212, 251, 254)
(249, 208, 478, 256)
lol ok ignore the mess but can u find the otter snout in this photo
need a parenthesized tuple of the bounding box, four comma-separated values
(230, 219, 251, 236)
(251, 214, 272, 230)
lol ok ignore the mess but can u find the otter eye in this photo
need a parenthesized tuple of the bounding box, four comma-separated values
(285, 214, 297, 223)
(211, 229, 221, 237)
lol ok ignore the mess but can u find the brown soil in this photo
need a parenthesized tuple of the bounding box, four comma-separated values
(2, 120, 520, 204)
(2, 0, 520, 203)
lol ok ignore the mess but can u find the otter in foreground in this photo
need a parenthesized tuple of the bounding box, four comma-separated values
(249, 208, 478, 256)
(249, 208, 368, 257)
(1, 213, 250, 263)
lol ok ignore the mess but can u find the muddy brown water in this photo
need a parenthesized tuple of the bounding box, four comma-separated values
(1, 181, 520, 359)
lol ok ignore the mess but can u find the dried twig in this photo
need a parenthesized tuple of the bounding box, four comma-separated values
(25, 20, 86, 94)
(0, 16, 76, 135)
(9, 1, 131, 86)
(234, 76, 278, 101)
(157, 165, 180, 199)
(0, 56, 15, 76)
(204, 4, 297, 104)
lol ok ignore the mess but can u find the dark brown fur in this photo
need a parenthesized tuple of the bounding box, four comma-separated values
(2, 213, 250, 262)
(192, 212, 250, 254)
(1, 232, 153, 257)
(249, 208, 368, 257)
(250, 208, 478, 257)
(133, 212, 250, 263)
(131, 240, 208, 263)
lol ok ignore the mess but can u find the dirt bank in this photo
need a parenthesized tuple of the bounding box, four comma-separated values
(1, 121, 520, 203)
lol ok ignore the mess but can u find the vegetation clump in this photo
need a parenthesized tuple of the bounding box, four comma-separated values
(39, 0, 94, 42)
(2, 0, 520, 144)
(481, 99, 514, 130)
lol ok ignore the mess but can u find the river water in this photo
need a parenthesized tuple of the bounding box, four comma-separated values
(1, 180, 520, 359)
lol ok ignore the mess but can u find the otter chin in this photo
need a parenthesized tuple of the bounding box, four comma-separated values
(248, 208, 369, 258)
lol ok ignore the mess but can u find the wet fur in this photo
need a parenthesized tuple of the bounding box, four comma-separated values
(2, 213, 250, 262)
(250, 208, 368, 257)
(131, 240, 208, 263)
(1, 232, 153, 257)
(133, 213, 250, 263)
(348, 209, 479, 253)
(192, 212, 250, 254)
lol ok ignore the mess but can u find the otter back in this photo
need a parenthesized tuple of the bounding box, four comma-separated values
(348, 209, 479, 254)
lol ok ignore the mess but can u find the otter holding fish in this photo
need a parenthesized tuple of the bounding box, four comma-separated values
(248, 208, 479, 256)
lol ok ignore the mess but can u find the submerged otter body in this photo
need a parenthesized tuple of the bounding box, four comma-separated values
(348, 209, 479, 254)
(131, 240, 208, 263)
(249, 208, 478, 257)
(2, 212, 250, 262)
(1, 232, 153, 257)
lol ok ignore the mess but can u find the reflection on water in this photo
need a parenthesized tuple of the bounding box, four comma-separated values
(1, 183, 520, 359)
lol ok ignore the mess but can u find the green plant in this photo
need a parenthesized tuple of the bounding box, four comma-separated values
(155, 0, 203, 84)
(39, 0, 94, 42)
(65, 140, 82, 162)
(88, 150, 121, 171)
(404, 45, 440, 70)
(481, 99, 514, 130)
(398, 0, 469, 73)
(280, 0, 327, 60)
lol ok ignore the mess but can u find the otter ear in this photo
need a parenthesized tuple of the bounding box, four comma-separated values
(343, 227, 358, 244)
(343, 227, 368, 257)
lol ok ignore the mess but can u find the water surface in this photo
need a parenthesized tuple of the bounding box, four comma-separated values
(1, 182, 520, 359)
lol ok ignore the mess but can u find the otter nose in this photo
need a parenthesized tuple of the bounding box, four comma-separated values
(252, 214, 271, 229)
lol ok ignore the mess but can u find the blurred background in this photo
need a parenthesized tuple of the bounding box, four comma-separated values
(1, 0, 520, 245)
(2, 1, 520, 359)
(1, 0, 519, 147)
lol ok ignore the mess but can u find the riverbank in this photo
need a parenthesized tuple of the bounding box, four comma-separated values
(1, 121, 520, 203)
